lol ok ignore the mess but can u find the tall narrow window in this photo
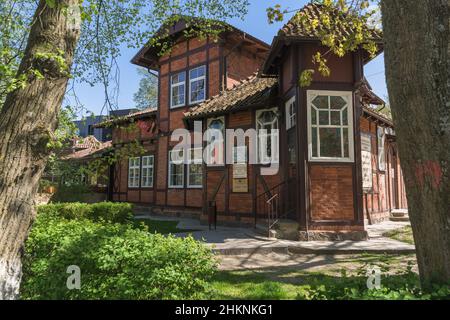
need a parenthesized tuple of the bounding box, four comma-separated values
(377, 127, 386, 171)
(285, 96, 296, 130)
(206, 117, 225, 165)
(189, 65, 206, 104)
(187, 148, 203, 187)
(170, 71, 186, 108)
(141, 155, 154, 188)
(256, 108, 279, 164)
(308, 91, 354, 162)
(128, 157, 140, 188)
(168, 149, 184, 188)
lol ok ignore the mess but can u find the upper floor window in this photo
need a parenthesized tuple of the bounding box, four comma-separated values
(285, 96, 296, 130)
(170, 72, 186, 108)
(307, 91, 354, 162)
(128, 157, 140, 188)
(141, 155, 154, 188)
(377, 127, 386, 171)
(189, 65, 206, 104)
(256, 108, 279, 164)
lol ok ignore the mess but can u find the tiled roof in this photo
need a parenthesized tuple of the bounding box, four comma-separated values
(279, 3, 382, 41)
(95, 107, 157, 128)
(73, 136, 101, 150)
(184, 74, 277, 119)
(64, 141, 112, 161)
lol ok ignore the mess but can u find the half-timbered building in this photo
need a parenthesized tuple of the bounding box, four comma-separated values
(98, 3, 408, 240)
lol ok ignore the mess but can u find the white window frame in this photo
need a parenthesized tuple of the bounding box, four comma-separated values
(307, 90, 354, 163)
(170, 71, 186, 108)
(128, 157, 141, 188)
(187, 147, 203, 188)
(377, 126, 386, 171)
(285, 96, 296, 130)
(189, 65, 206, 105)
(256, 108, 279, 164)
(141, 155, 154, 188)
(168, 149, 184, 188)
(206, 116, 225, 166)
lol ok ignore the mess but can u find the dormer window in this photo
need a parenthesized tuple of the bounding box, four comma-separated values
(189, 65, 206, 104)
(170, 72, 186, 108)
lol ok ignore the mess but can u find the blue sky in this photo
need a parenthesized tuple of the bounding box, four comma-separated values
(69, 0, 387, 118)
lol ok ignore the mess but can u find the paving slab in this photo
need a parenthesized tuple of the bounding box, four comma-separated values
(136, 215, 415, 255)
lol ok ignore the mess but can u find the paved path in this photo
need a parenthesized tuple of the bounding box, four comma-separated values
(135, 215, 415, 255)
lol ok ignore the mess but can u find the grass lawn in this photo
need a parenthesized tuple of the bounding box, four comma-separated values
(211, 254, 420, 300)
(383, 226, 414, 244)
(135, 219, 198, 234)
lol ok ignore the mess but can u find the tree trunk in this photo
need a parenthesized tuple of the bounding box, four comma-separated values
(0, 0, 80, 299)
(381, 0, 450, 289)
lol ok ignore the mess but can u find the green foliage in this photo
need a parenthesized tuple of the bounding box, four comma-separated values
(133, 68, 158, 109)
(50, 184, 92, 203)
(21, 213, 217, 300)
(37, 202, 134, 224)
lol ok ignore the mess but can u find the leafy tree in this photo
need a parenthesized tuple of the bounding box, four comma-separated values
(0, 0, 249, 299)
(133, 68, 158, 110)
(267, 0, 449, 290)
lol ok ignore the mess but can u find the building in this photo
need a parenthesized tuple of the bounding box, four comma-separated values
(74, 108, 139, 142)
(97, 4, 407, 240)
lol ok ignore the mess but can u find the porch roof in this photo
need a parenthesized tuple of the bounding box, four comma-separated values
(183, 74, 278, 120)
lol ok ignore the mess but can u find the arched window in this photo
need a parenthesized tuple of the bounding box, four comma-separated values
(256, 108, 279, 164)
(206, 117, 225, 165)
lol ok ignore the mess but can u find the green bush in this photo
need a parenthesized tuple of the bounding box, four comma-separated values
(21, 215, 217, 300)
(37, 202, 134, 224)
(50, 184, 91, 203)
(295, 269, 450, 300)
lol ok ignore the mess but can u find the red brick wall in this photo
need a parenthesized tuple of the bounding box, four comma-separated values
(309, 165, 355, 221)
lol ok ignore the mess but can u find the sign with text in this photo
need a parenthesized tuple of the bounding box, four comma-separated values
(361, 133, 373, 190)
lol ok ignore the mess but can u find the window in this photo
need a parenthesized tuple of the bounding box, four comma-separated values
(168, 149, 184, 188)
(206, 117, 225, 165)
(170, 71, 186, 108)
(128, 157, 140, 188)
(307, 91, 354, 162)
(285, 96, 296, 130)
(189, 65, 206, 104)
(187, 148, 203, 187)
(377, 127, 386, 171)
(141, 155, 154, 188)
(256, 108, 279, 164)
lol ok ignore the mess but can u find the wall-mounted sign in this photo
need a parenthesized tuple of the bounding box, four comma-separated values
(233, 178, 248, 193)
(233, 163, 247, 179)
(361, 133, 373, 191)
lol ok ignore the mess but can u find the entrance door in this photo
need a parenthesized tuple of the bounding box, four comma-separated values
(285, 97, 297, 219)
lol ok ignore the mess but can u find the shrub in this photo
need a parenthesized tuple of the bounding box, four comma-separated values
(21, 215, 217, 300)
(37, 202, 134, 224)
(50, 184, 91, 203)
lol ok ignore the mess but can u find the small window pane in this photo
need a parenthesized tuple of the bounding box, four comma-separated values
(319, 111, 329, 125)
(312, 127, 318, 157)
(172, 72, 185, 84)
(330, 96, 347, 109)
(343, 128, 349, 158)
(331, 111, 341, 125)
(312, 96, 329, 109)
(190, 79, 205, 102)
(319, 128, 342, 158)
(342, 108, 348, 125)
(311, 109, 317, 125)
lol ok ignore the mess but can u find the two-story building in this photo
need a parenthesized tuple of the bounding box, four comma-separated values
(98, 3, 407, 240)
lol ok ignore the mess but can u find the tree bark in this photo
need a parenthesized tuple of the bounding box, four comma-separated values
(0, 0, 80, 299)
(381, 0, 450, 289)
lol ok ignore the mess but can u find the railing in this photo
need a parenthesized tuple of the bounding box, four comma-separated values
(266, 193, 279, 232)
(255, 178, 297, 235)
